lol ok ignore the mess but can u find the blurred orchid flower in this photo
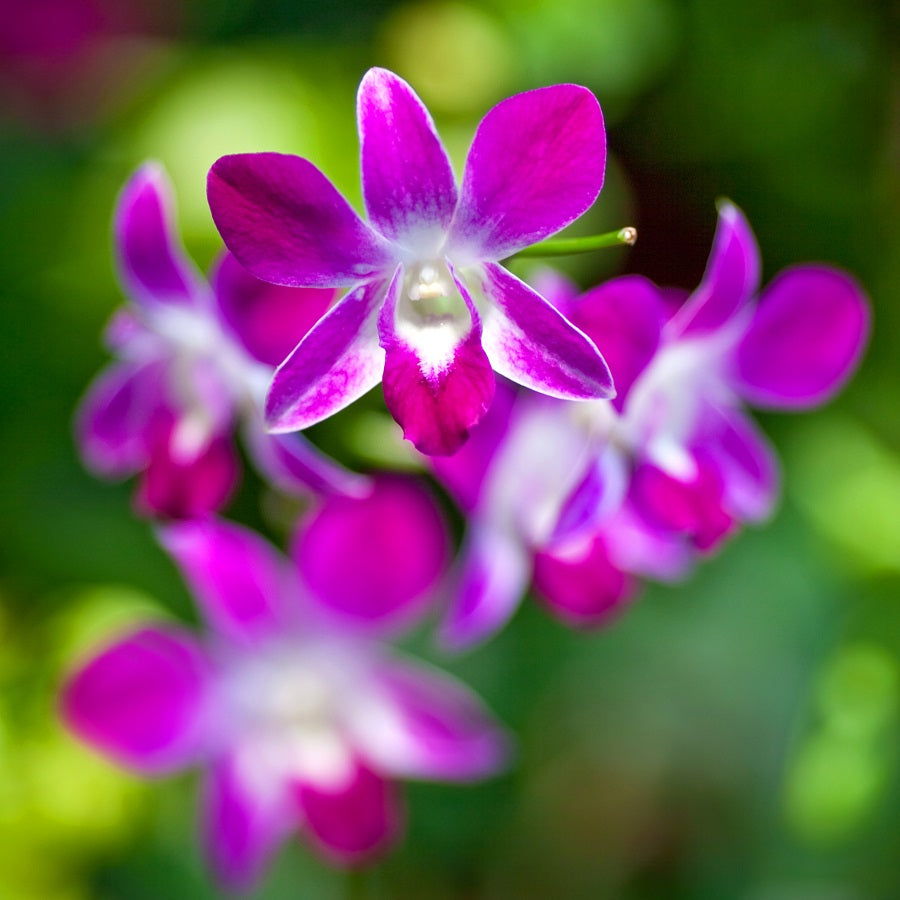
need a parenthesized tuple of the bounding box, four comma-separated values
(207, 67, 613, 456)
(61, 478, 510, 888)
(432, 202, 869, 649)
(76, 163, 366, 518)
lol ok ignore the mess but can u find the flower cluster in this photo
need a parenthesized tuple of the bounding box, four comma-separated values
(64, 67, 869, 889)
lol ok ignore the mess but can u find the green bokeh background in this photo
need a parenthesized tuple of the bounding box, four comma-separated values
(1, 0, 898, 897)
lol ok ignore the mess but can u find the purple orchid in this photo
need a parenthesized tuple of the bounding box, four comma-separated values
(431, 201, 869, 649)
(77, 163, 365, 518)
(61, 477, 510, 888)
(207, 67, 613, 456)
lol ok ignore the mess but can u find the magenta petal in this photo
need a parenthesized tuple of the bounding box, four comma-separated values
(480, 263, 614, 400)
(382, 330, 495, 456)
(734, 266, 870, 409)
(115, 163, 206, 308)
(567, 275, 664, 408)
(208, 153, 395, 288)
(439, 526, 530, 650)
(534, 536, 636, 629)
(202, 754, 293, 891)
(244, 423, 372, 499)
(159, 519, 290, 645)
(448, 84, 605, 260)
(293, 476, 449, 633)
(296, 763, 403, 865)
(212, 252, 336, 367)
(630, 459, 734, 552)
(61, 626, 209, 774)
(380, 269, 495, 456)
(266, 279, 386, 433)
(705, 407, 780, 522)
(604, 503, 695, 581)
(669, 202, 760, 337)
(137, 424, 239, 519)
(75, 360, 162, 477)
(364, 658, 511, 780)
(358, 68, 457, 250)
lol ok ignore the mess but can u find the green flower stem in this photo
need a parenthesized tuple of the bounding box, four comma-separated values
(511, 227, 637, 259)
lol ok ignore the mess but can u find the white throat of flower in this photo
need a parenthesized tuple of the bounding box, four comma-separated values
(223, 640, 366, 795)
(141, 301, 272, 459)
(396, 259, 475, 376)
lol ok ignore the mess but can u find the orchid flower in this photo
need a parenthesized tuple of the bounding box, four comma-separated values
(77, 163, 366, 518)
(61, 478, 510, 889)
(207, 67, 613, 456)
(431, 202, 869, 649)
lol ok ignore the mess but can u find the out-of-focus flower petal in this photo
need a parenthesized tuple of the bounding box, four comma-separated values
(439, 526, 530, 650)
(703, 406, 780, 522)
(567, 275, 664, 408)
(75, 359, 162, 477)
(202, 753, 294, 891)
(448, 85, 605, 261)
(160, 519, 292, 645)
(604, 503, 696, 582)
(243, 423, 372, 499)
(266, 279, 386, 433)
(136, 423, 239, 519)
(427, 379, 518, 513)
(480, 262, 614, 400)
(549, 444, 628, 545)
(295, 762, 403, 865)
(358, 68, 457, 252)
(380, 267, 495, 456)
(534, 535, 635, 629)
(356, 658, 512, 780)
(115, 163, 206, 308)
(631, 458, 734, 552)
(293, 477, 448, 634)
(734, 266, 870, 409)
(208, 153, 395, 288)
(211, 252, 336, 368)
(668, 202, 760, 337)
(60, 627, 209, 774)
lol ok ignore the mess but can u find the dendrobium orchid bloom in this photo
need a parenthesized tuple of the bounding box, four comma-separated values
(432, 202, 870, 649)
(77, 163, 364, 518)
(61, 478, 510, 889)
(207, 67, 614, 455)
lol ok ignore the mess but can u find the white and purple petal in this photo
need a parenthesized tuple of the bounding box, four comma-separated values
(75, 359, 163, 477)
(266, 278, 387, 433)
(60, 626, 210, 774)
(668, 202, 760, 337)
(202, 753, 295, 891)
(448, 84, 606, 261)
(358, 68, 458, 252)
(733, 265, 870, 409)
(479, 263, 614, 400)
(208, 153, 395, 288)
(439, 525, 530, 650)
(115, 163, 207, 308)
(355, 658, 512, 781)
(159, 519, 292, 645)
(292, 476, 449, 634)
(244, 422, 372, 499)
(703, 406, 780, 522)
